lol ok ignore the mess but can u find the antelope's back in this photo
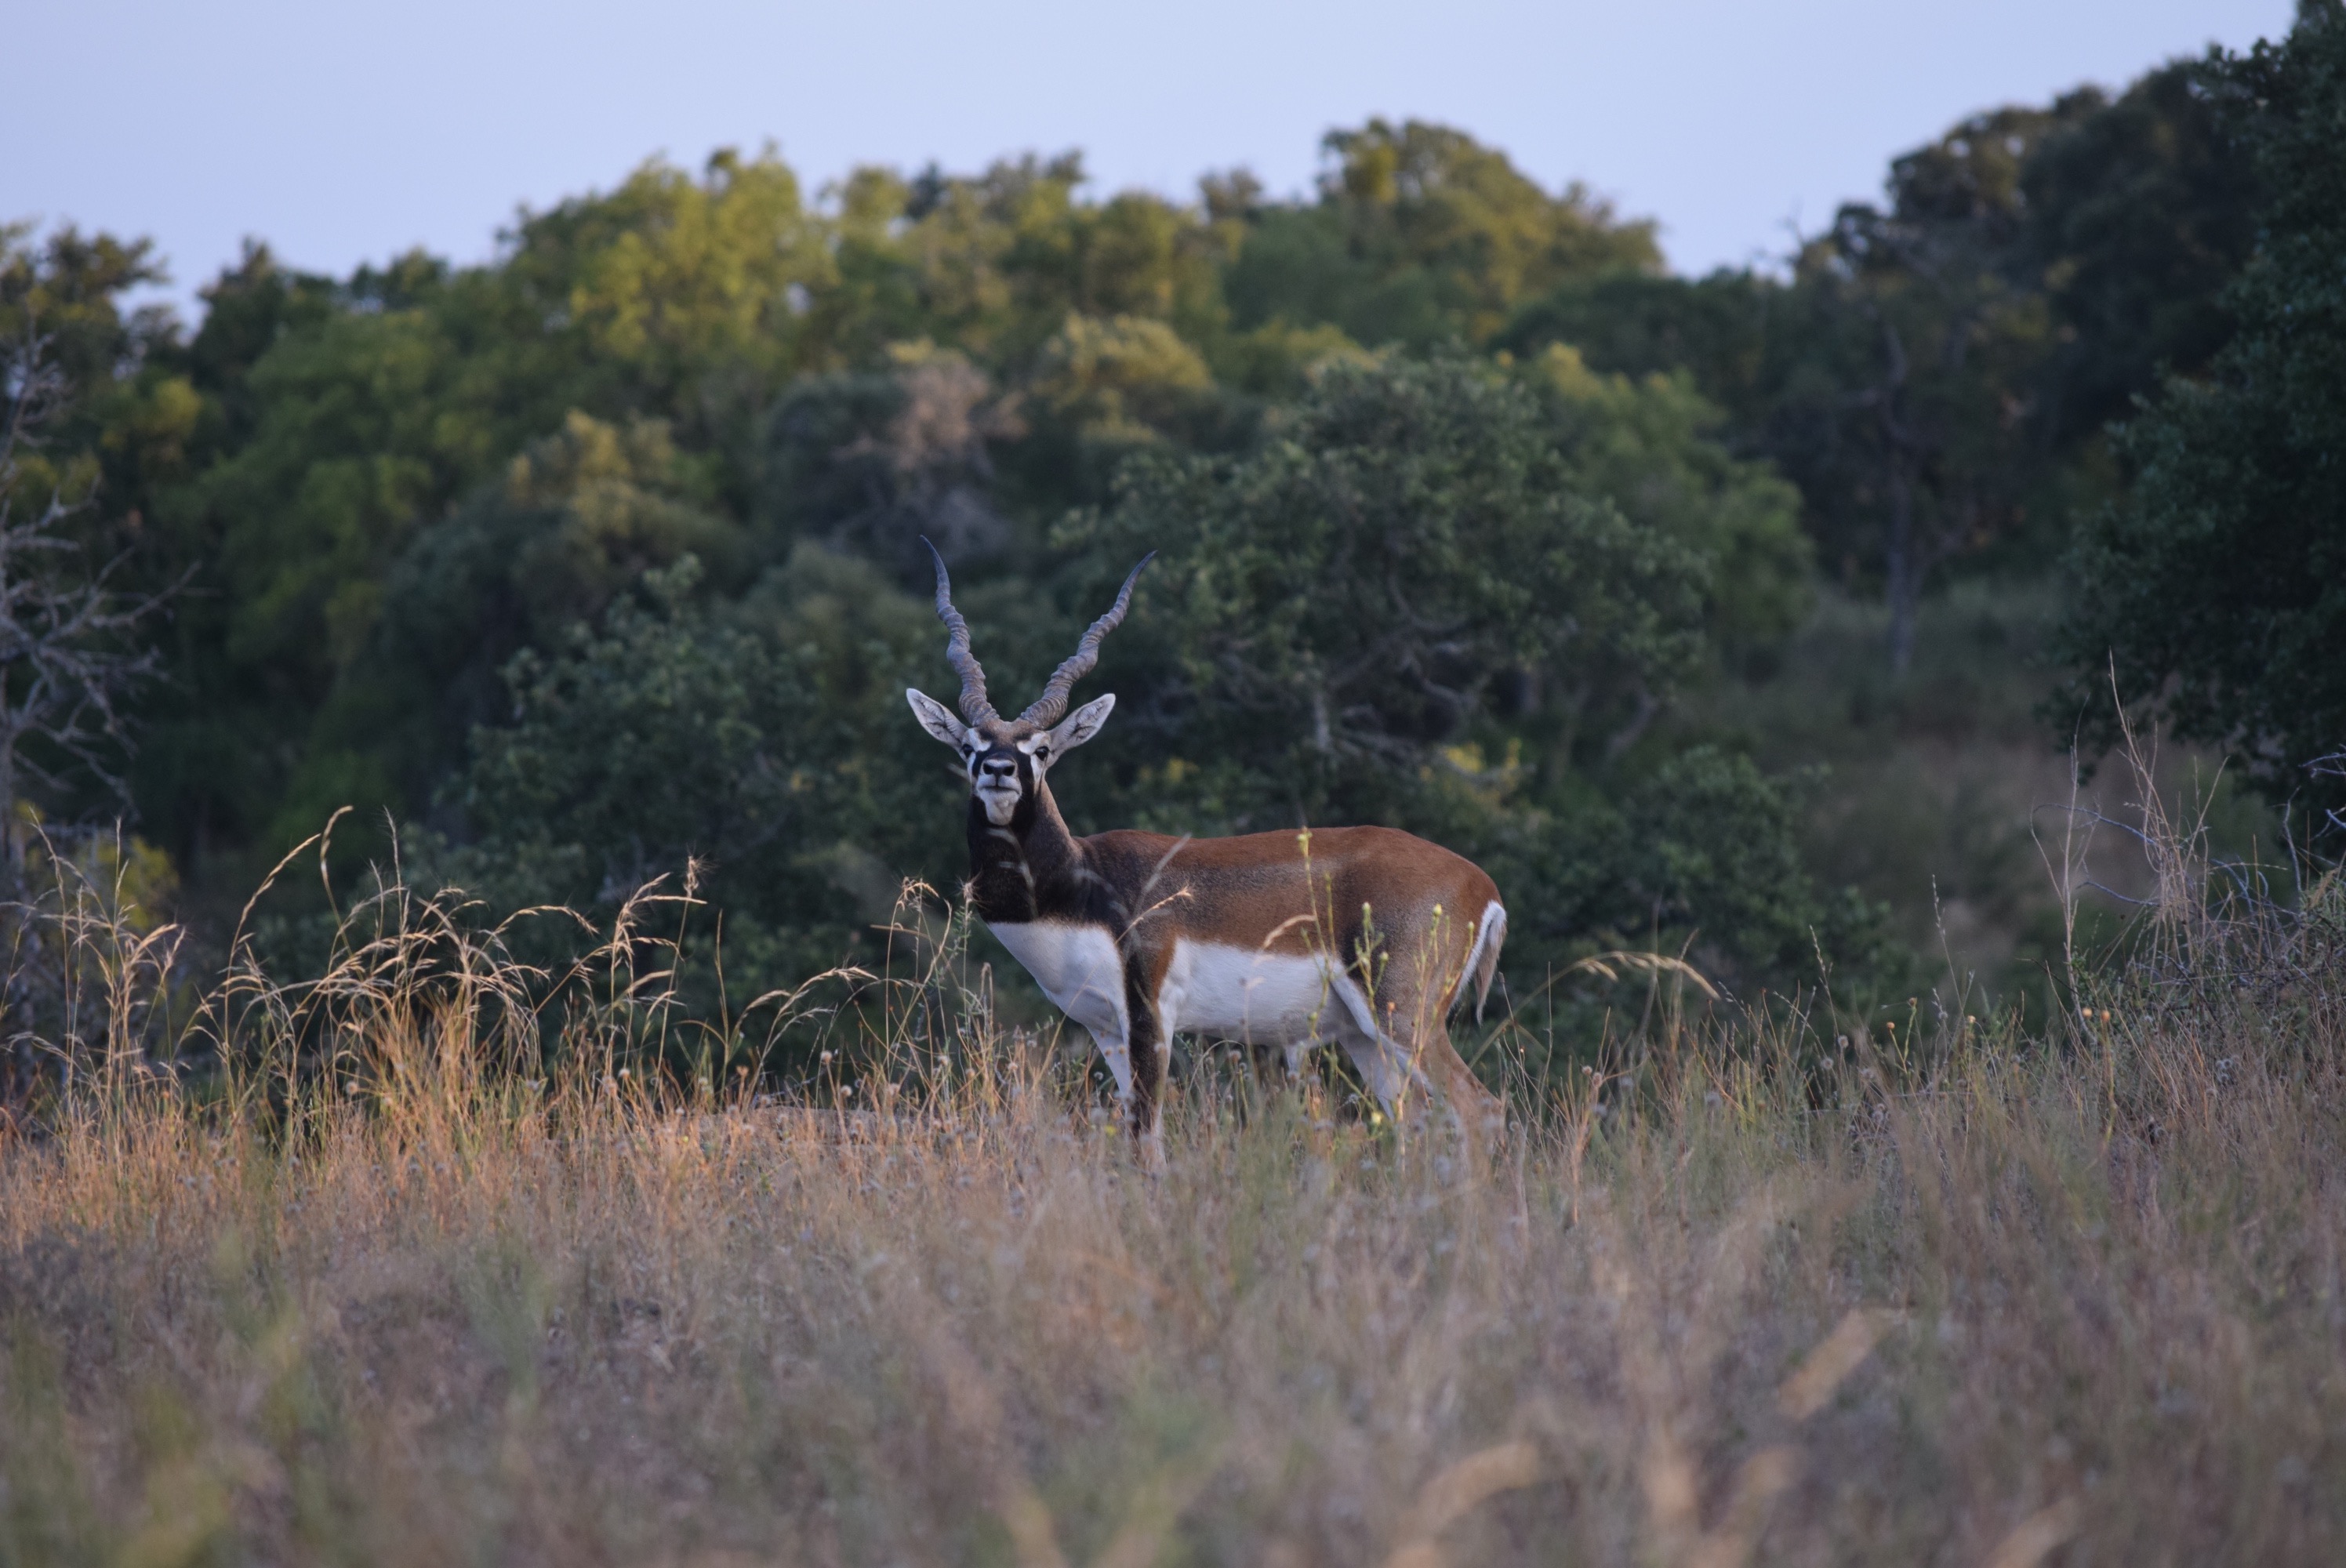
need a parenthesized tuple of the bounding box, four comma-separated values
(1085, 825, 1498, 963)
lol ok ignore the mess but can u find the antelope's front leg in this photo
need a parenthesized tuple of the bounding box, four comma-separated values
(1087, 1025, 1135, 1113)
(1124, 962, 1170, 1169)
(1077, 1013, 1154, 1163)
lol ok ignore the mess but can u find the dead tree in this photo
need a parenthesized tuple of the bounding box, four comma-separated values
(0, 322, 181, 1115)
(0, 324, 176, 867)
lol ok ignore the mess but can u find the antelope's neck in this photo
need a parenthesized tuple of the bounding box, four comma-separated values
(966, 779, 1087, 925)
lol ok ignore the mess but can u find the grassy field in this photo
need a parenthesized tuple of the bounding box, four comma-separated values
(2, 766, 2343, 1567)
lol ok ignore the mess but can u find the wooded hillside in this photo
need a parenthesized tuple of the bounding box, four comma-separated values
(3, 5, 2339, 1058)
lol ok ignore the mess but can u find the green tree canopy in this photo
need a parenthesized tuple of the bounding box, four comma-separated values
(1063, 355, 1709, 824)
(1222, 121, 1661, 350)
(1499, 73, 2257, 677)
(2021, 63, 2259, 445)
(2055, 2, 2346, 822)
(433, 549, 957, 986)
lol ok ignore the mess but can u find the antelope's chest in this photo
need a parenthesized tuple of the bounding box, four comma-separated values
(986, 921, 1128, 1044)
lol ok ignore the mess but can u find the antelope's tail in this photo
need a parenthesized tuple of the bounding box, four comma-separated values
(1462, 901, 1508, 1023)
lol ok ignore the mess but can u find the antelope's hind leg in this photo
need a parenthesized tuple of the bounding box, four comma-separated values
(1415, 1018, 1506, 1145)
(1331, 973, 1504, 1144)
(1326, 978, 1432, 1119)
(1389, 928, 1507, 1143)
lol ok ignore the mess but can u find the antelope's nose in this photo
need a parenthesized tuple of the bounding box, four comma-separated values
(979, 757, 1018, 786)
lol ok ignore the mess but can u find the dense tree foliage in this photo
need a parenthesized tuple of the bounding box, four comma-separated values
(1069, 358, 1711, 818)
(5, 9, 2329, 1047)
(1502, 61, 2257, 672)
(2055, 2, 2346, 823)
(1221, 119, 1662, 350)
(422, 550, 953, 984)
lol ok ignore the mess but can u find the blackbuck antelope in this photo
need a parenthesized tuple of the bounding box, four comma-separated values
(905, 543, 1508, 1159)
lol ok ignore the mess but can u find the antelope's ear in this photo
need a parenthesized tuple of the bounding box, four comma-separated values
(1041, 693, 1116, 757)
(906, 688, 969, 749)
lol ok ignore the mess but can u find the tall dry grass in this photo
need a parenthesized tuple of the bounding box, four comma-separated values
(2, 768, 2343, 1566)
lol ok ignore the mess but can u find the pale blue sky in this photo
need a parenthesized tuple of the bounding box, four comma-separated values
(6, 0, 2297, 322)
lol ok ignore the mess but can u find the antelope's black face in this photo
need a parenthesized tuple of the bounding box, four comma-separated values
(906, 691, 1117, 826)
(966, 732, 1039, 826)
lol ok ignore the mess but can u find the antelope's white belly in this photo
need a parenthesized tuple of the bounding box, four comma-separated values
(1161, 940, 1350, 1045)
(987, 920, 1128, 1046)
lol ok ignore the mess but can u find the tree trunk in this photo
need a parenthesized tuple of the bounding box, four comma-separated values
(1884, 461, 1919, 677)
(0, 735, 18, 880)
(1871, 316, 1924, 679)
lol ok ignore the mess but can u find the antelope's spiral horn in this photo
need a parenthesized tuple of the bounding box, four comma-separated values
(924, 537, 999, 728)
(1021, 553, 1155, 728)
